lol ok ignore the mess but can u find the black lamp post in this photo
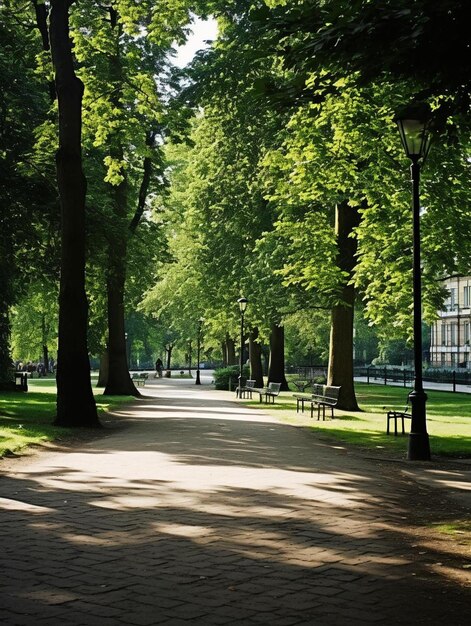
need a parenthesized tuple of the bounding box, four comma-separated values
(195, 318, 203, 385)
(237, 297, 248, 395)
(396, 105, 432, 461)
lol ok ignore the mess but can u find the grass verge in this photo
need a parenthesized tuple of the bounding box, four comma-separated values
(0, 376, 133, 457)
(243, 382, 471, 459)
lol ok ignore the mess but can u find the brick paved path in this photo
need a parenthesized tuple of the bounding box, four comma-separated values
(1, 378, 469, 625)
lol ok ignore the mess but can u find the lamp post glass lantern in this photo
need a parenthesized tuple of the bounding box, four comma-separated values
(396, 106, 432, 461)
(195, 318, 204, 385)
(237, 297, 248, 395)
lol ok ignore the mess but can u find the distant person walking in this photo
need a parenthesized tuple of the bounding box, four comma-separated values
(155, 358, 163, 378)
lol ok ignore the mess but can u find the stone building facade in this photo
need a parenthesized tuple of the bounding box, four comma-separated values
(430, 275, 471, 368)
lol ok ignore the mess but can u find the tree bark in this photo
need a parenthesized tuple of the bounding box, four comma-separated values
(97, 349, 109, 387)
(103, 192, 139, 396)
(129, 131, 156, 235)
(165, 344, 173, 370)
(50, 0, 99, 427)
(102, 22, 139, 397)
(249, 327, 264, 387)
(226, 335, 236, 365)
(41, 314, 49, 373)
(268, 323, 289, 390)
(327, 202, 360, 410)
(0, 285, 12, 385)
(187, 340, 192, 376)
(32, 0, 56, 102)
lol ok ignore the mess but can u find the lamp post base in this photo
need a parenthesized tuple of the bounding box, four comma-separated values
(407, 388, 431, 460)
(195, 370, 201, 385)
(407, 432, 431, 460)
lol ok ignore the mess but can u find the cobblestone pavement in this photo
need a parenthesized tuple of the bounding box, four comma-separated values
(1, 377, 470, 625)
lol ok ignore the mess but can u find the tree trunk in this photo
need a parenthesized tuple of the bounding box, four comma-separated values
(188, 340, 192, 376)
(268, 323, 289, 390)
(102, 17, 139, 397)
(221, 341, 227, 367)
(0, 295, 12, 386)
(249, 327, 264, 387)
(97, 349, 109, 387)
(42, 345, 49, 374)
(165, 344, 173, 370)
(32, 0, 56, 102)
(41, 314, 49, 373)
(50, 0, 99, 427)
(327, 202, 360, 410)
(226, 335, 236, 365)
(103, 219, 139, 396)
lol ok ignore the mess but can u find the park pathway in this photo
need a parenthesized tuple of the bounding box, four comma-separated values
(0, 376, 470, 625)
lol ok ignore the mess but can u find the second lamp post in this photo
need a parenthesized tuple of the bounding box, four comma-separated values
(237, 297, 248, 395)
(396, 105, 432, 461)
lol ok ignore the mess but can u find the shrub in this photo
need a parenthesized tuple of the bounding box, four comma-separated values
(214, 365, 249, 390)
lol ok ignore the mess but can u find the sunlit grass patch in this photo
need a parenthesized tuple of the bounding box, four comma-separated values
(240, 383, 471, 459)
(0, 381, 133, 457)
(431, 520, 471, 540)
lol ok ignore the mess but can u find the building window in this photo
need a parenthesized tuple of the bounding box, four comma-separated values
(465, 322, 470, 344)
(450, 287, 457, 310)
(450, 324, 457, 346)
(464, 286, 470, 308)
(441, 323, 446, 345)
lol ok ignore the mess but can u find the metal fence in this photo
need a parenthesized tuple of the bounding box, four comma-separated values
(290, 366, 328, 380)
(354, 366, 471, 392)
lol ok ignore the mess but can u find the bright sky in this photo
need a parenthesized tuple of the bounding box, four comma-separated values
(173, 16, 218, 68)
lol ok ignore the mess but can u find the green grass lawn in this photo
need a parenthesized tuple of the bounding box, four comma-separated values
(244, 382, 471, 459)
(0, 376, 133, 457)
(2, 376, 470, 461)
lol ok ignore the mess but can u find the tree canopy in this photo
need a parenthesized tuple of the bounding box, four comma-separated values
(1, 0, 470, 408)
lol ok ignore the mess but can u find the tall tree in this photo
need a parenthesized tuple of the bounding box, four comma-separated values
(71, 1, 190, 395)
(49, 0, 99, 426)
(327, 203, 360, 409)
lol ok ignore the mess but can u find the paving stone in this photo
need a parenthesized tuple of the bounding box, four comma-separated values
(0, 379, 469, 625)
